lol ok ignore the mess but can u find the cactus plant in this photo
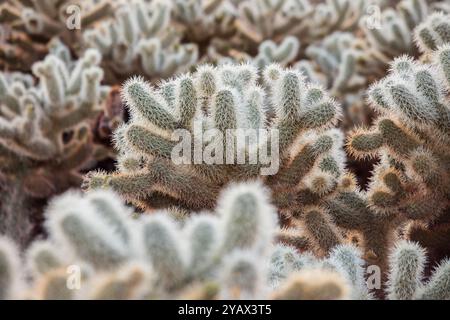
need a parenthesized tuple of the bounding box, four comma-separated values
(82, 0, 199, 84)
(0, 184, 354, 300)
(83, 63, 356, 251)
(0, 42, 114, 246)
(0, 0, 114, 71)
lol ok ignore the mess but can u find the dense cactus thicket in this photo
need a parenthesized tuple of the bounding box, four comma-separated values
(0, 0, 450, 300)
(0, 40, 120, 247)
(1, 186, 449, 300)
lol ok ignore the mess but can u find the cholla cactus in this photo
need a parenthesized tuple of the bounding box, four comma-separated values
(272, 239, 450, 300)
(361, 0, 428, 60)
(304, 32, 366, 95)
(85, 62, 414, 272)
(0, 24, 47, 72)
(252, 36, 300, 69)
(205, 35, 301, 69)
(83, 0, 199, 83)
(2, 187, 449, 299)
(415, 12, 450, 54)
(84, 63, 351, 233)
(386, 241, 450, 300)
(298, 32, 379, 131)
(235, 0, 375, 48)
(0, 42, 113, 246)
(0, 0, 114, 72)
(0, 184, 353, 300)
(345, 31, 450, 275)
(0, 0, 113, 39)
(0, 237, 23, 300)
(348, 48, 450, 220)
(173, 0, 237, 43)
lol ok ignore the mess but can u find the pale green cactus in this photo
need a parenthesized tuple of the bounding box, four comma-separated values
(0, 0, 114, 72)
(343, 24, 450, 280)
(386, 241, 426, 300)
(253, 36, 300, 69)
(83, 0, 198, 83)
(82, 63, 359, 266)
(415, 12, 450, 53)
(0, 43, 112, 246)
(235, 0, 376, 46)
(348, 48, 450, 221)
(362, 0, 428, 59)
(2, 187, 450, 300)
(0, 183, 352, 300)
(5, 0, 113, 39)
(0, 237, 23, 300)
(305, 32, 366, 95)
(173, 0, 237, 42)
(84, 63, 345, 217)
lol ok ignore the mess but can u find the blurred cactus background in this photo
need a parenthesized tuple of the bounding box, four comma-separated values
(0, 0, 450, 300)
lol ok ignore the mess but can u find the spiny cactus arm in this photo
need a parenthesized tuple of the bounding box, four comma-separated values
(141, 43, 199, 80)
(363, 0, 427, 57)
(328, 245, 372, 300)
(417, 259, 450, 300)
(325, 191, 398, 269)
(136, 1, 171, 36)
(254, 36, 300, 68)
(366, 164, 406, 213)
(0, 237, 22, 300)
(436, 44, 450, 89)
(82, 0, 198, 81)
(119, 124, 178, 159)
(347, 118, 421, 160)
(268, 244, 318, 287)
(408, 149, 448, 193)
(326, 0, 363, 31)
(331, 49, 366, 94)
(305, 32, 367, 94)
(295, 206, 343, 257)
(84, 160, 220, 211)
(267, 66, 340, 152)
(366, 54, 448, 136)
(141, 214, 187, 290)
(268, 134, 334, 187)
(386, 241, 426, 300)
(122, 77, 178, 131)
(276, 228, 310, 252)
(235, 0, 282, 43)
(218, 182, 277, 255)
(185, 215, 219, 278)
(31, 55, 67, 108)
(26, 241, 63, 277)
(45, 191, 130, 270)
(415, 12, 450, 53)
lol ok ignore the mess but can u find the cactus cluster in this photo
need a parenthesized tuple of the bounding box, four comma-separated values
(82, 0, 199, 84)
(0, 184, 353, 300)
(1, 186, 449, 300)
(1, 0, 450, 301)
(77, 62, 395, 279)
(0, 0, 114, 71)
(0, 40, 116, 246)
(84, 63, 347, 216)
(347, 27, 450, 268)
